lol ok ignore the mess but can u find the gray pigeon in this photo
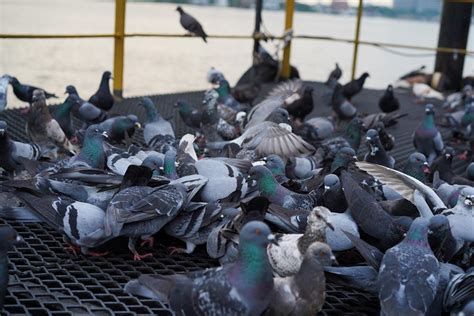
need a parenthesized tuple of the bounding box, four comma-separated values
(428, 214, 460, 263)
(27, 90, 77, 157)
(364, 129, 395, 168)
(68, 125, 109, 169)
(443, 269, 474, 314)
(139, 97, 175, 146)
(0, 120, 41, 176)
(176, 6, 208, 43)
(442, 187, 474, 244)
(413, 104, 444, 164)
(266, 242, 334, 316)
(0, 75, 10, 112)
(125, 221, 276, 315)
(377, 217, 440, 316)
(104, 182, 189, 260)
(267, 207, 333, 277)
(66, 85, 108, 125)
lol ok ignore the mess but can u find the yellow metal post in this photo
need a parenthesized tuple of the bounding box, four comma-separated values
(113, 0, 126, 97)
(281, 0, 295, 79)
(351, 0, 363, 80)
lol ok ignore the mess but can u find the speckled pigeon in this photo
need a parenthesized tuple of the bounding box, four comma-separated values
(88, 71, 114, 111)
(413, 104, 443, 164)
(266, 242, 334, 316)
(27, 90, 77, 157)
(125, 221, 276, 315)
(176, 6, 208, 43)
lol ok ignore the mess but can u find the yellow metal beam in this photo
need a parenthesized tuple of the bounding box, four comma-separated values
(351, 0, 363, 80)
(281, 0, 295, 79)
(113, 0, 126, 98)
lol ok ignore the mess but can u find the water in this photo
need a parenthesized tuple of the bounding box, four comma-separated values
(0, 0, 473, 105)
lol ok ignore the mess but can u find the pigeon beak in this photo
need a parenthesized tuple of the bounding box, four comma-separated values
(445, 154, 452, 159)
(366, 137, 371, 141)
(262, 157, 268, 162)
(352, 155, 358, 160)
(324, 185, 330, 191)
(102, 131, 110, 139)
(134, 122, 142, 129)
(267, 233, 279, 246)
(330, 255, 338, 266)
(0, 129, 5, 136)
(422, 162, 430, 174)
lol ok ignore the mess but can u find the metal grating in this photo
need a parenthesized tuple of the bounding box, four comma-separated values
(0, 81, 468, 315)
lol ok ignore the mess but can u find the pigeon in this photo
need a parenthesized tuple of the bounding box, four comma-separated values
(325, 62, 342, 85)
(9, 76, 57, 104)
(284, 85, 314, 123)
(443, 269, 474, 314)
(139, 97, 175, 146)
(164, 201, 223, 254)
(266, 242, 334, 316)
(176, 6, 208, 43)
(442, 187, 474, 243)
(104, 182, 189, 260)
(374, 121, 395, 151)
(401, 152, 430, 183)
(194, 158, 250, 202)
(428, 214, 460, 263)
(0, 226, 22, 310)
(26, 90, 77, 157)
(267, 207, 333, 277)
(52, 96, 77, 139)
(342, 72, 369, 100)
(324, 265, 378, 295)
(125, 221, 276, 315)
(413, 83, 444, 101)
(97, 114, 141, 143)
(322, 117, 367, 155)
(249, 165, 319, 211)
(364, 129, 395, 168)
(430, 147, 474, 186)
(465, 162, 474, 181)
(340, 170, 407, 249)
(88, 71, 114, 111)
(320, 174, 347, 213)
(377, 217, 440, 316)
(66, 85, 108, 125)
(175, 100, 201, 130)
(332, 83, 357, 122)
(0, 120, 41, 176)
(413, 104, 444, 164)
(69, 125, 109, 169)
(0, 75, 10, 112)
(215, 79, 246, 112)
(295, 116, 335, 142)
(379, 85, 400, 113)
(14, 191, 111, 255)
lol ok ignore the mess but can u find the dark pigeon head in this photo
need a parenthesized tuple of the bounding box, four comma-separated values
(65, 85, 78, 95)
(0, 120, 8, 137)
(265, 108, 291, 125)
(428, 214, 450, 235)
(323, 174, 340, 192)
(102, 71, 112, 80)
(176, 6, 184, 13)
(442, 147, 455, 161)
(141, 154, 164, 174)
(304, 242, 335, 267)
(404, 217, 429, 243)
(0, 226, 23, 252)
(361, 72, 370, 79)
(9, 77, 20, 85)
(336, 147, 357, 162)
(239, 221, 276, 249)
(297, 123, 320, 142)
(386, 84, 393, 92)
(425, 104, 435, 115)
(248, 165, 275, 183)
(365, 129, 381, 152)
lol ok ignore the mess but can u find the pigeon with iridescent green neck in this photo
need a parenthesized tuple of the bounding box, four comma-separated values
(125, 221, 276, 315)
(52, 96, 77, 139)
(139, 97, 175, 146)
(69, 125, 109, 169)
(97, 114, 140, 143)
(401, 152, 430, 183)
(174, 100, 201, 130)
(163, 148, 179, 180)
(9, 76, 57, 104)
(413, 104, 443, 164)
(248, 165, 319, 211)
(377, 217, 439, 316)
(216, 79, 246, 112)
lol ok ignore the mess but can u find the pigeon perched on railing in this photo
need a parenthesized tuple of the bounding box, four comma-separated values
(176, 6, 208, 43)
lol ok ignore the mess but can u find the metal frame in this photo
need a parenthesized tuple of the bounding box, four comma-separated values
(1, 0, 473, 94)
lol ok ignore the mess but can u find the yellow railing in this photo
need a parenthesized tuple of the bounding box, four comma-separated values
(1, 0, 473, 95)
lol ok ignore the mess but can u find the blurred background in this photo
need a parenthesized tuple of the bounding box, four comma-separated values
(0, 0, 473, 98)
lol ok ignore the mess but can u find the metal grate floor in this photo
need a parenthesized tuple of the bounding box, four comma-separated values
(0, 81, 467, 315)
